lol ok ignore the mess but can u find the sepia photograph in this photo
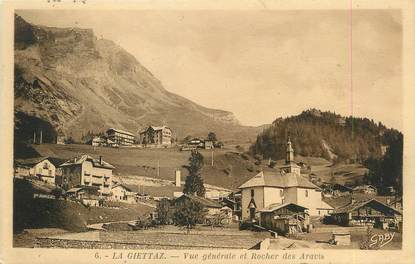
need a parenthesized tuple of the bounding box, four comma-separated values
(1, 1, 415, 263)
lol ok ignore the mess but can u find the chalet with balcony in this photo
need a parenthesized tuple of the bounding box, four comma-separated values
(330, 198, 402, 230)
(14, 157, 60, 184)
(58, 155, 115, 196)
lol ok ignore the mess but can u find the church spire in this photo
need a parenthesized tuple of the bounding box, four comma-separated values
(286, 136, 294, 164)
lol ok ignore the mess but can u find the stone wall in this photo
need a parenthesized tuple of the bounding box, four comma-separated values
(35, 237, 222, 249)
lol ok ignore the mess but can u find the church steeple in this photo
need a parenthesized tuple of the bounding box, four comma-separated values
(281, 137, 301, 175)
(286, 137, 294, 164)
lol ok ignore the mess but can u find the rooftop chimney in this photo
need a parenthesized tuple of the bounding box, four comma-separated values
(175, 169, 181, 187)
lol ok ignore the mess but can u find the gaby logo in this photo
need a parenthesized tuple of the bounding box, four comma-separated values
(369, 232, 395, 249)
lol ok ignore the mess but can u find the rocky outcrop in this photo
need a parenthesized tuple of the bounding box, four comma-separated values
(14, 15, 258, 142)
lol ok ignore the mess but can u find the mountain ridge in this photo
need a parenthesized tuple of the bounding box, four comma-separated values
(14, 14, 259, 143)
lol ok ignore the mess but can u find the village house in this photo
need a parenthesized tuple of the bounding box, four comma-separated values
(106, 128, 135, 146)
(259, 203, 310, 235)
(389, 196, 402, 210)
(353, 185, 378, 195)
(56, 133, 66, 145)
(324, 183, 354, 197)
(329, 198, 402, 230)
(187, 138, 204, 148)
(204, 140, 214, 149)
(66, 186, 101, 207)
(238, 138, 333, 221)
(58, 155, 115, 197)
(139, 125, 172, 146)
(222, 191, 242, 221)
(14, 157, 60, 184)
(110, 184, 137, 204)
(174, 194, 223, 215)
(92, 136, 106, 147)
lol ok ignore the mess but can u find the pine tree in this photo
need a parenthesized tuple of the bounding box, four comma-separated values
(183, 150, 206, 196)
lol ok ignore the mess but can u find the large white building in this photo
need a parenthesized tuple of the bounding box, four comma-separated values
(58, 155, 115, 196)
(106, 128, 135, 146)
(139, 125, 172, 146)
(239, 138, 333, 220)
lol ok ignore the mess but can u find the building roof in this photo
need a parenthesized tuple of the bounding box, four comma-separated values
(353, 185, 377, 191)
(15, 156, 50, 167)
(48, 157, 67, 167)
(176, 194, 222, 208)
(66, 187, 85, 193)
(332, 183, 353, 192)
(107, 128, 135, 137)
(323, 194, 394, 210)
(15, 156, 67, 168)
(139, 125, 170, 134)
(332, 198, 402, 215)
(111, 184, 133, 192)
(60, 155, 115, 169)
(151, 125, 169, 131)
(136, 185, 183, 197)
(259, 203, 308, 213)
(238, 169, 319, 189)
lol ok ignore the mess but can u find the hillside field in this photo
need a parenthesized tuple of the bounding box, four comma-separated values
(30, 143, 260, 190)
(29, 143, 368, 189)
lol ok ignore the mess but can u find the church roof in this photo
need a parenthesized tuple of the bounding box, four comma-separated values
(238, 169, 319, 189)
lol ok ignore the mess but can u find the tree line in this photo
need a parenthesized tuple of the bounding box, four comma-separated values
(250, 109, 403, 193)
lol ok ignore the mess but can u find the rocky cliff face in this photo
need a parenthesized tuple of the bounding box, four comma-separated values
(14, 15, 258, 142)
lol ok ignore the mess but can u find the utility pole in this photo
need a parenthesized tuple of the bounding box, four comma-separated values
(157, 160, 160, 178)
(40, 129, 43, 144)
(211, 150, 214, 166)
(33, 130, 36, 144)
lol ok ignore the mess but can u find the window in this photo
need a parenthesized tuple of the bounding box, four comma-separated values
(305, 190, 309, 197)
(43, 162, 49, 169)
(251, 189, 255, 197)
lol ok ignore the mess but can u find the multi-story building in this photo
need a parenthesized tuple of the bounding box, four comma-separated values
(58, 155, 115, 196)
(239, 138, 333, 220)
(139, 125, 172, 146)
(106, 128, 135, 146)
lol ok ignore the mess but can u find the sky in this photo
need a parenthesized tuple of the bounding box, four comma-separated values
(16, 9, 402, 130)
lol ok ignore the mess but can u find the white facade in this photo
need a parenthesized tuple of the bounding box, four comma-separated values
(32, 159, 56, 184)
(240, 185, 330, 219)
(110, 185, 136, 204)
(239, 138, 333, 220)
(81, 160, 112, 195)
(15, 158, 56, 184)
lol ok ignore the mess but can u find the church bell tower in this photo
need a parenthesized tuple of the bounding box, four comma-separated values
(281, 137, 301, 175)
(286, 137, 294, 164)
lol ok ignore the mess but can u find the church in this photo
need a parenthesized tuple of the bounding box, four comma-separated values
(239, 138, 333, 220)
